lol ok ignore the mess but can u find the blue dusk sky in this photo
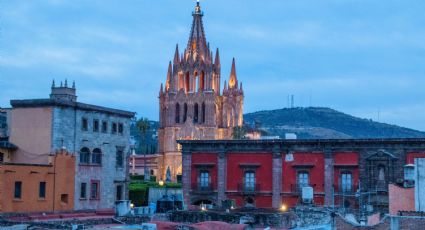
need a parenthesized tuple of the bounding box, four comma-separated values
(0, 0, 424, 130)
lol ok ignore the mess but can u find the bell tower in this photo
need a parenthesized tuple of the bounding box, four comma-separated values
(158, 1, 244, 181)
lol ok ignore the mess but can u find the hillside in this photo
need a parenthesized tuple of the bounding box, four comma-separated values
(244, 107, 425, 139)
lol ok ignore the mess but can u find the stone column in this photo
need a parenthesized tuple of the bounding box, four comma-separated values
(324, 149, 334, 206)
(272, 148, 282, 209)
(182, 150, 192, 208)
(217, 150, 227, 207)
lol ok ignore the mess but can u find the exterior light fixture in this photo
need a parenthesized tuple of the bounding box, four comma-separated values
(280, 204, 287, 212)
(159, 179, 164, 187)
(130, 203, 135, 209)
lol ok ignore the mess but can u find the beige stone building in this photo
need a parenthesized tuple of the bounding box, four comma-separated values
(158, 2, 244, 181)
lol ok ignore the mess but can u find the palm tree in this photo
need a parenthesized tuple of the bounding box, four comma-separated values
(136, 117, 150, 182)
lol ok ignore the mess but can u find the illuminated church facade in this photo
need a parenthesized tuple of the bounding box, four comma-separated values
(158, 2, 244, 181)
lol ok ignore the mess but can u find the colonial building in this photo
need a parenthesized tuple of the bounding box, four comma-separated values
(158, 2, 244, 181)
(179, 138, 425, 214)
(0, 149, 75, 213)
(9, 80, 135, 211)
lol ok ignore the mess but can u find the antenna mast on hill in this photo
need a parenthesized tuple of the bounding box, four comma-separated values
(291, 95, 294, 108)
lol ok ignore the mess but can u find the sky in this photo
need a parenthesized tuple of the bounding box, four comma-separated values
(0, 0, 424, 131)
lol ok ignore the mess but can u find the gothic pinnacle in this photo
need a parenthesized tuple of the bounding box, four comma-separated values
(64, 79, 68, 87)
(52, 79, 56, 88)
(215, 48, 220, 67)
(229, 58, 237, 88)
(166, 61, 172, 91)
(174, 44, 180, 64)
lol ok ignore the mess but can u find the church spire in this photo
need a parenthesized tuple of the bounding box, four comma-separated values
(186, 0, 208, 62)
(228, 58, 238, 89)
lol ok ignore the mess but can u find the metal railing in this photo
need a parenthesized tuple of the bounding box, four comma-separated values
(237, 183, 261, 194)
(191, 182, 214, 193)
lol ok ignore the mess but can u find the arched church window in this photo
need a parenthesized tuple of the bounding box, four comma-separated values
(200, 71, 205, 92)
(194, 103, 199, 123)
(194, 71, 199, 92)
(178, 73, 184, 90)
(183, 103, 188, 123)
(185, 72, 190, 92)
(201, 102, 206, 123)
(175, 103, 180, 124)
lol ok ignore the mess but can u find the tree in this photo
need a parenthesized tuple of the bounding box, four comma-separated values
(136, 117, 151, 181)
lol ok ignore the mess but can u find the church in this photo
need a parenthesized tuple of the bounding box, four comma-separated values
(157, 2, 244, 181)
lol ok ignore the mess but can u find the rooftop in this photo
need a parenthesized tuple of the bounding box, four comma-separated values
(10, 98, 135, 118)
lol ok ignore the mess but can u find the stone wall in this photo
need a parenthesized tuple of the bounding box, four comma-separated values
(52, 106, 132, 211)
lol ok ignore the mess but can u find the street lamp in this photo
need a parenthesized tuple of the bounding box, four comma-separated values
(159, 179, 164, 187)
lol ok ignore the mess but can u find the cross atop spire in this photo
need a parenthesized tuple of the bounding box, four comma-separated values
(186, 0, 208, 62)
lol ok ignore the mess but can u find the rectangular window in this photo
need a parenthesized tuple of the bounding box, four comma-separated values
(61, 194, 69, 204)
(39, 182, 46, 199)
(244, 171, 255, 191)
(118, 123, 124, 135)
(14, 181, 22, 199)
(116, 185, 123, 201)
(298, 172, 309, 188)
(80, 183, 87, 199)
(82, 118, 88, 131)
(93, 119, 99, 132)
(101, 121, 108, 133)
(341, 172, 353, 192)
(200, 171, 210, 188)
(341, 172, 352, 192)
(112, 123, 117, 134)
(90, 181, 100, 200)
(116, 149, 124, 168)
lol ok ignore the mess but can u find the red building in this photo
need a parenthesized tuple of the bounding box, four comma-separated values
(179, 139, 425, 212)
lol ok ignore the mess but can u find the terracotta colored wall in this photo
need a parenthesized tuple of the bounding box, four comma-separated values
(0, 152, 75, 213)
(10, 107, 52, 164)
(406, 152, 425, 164)
(191, 153, 218, 189)
(226, 153, 273, 191)
(389, 184, 415, 215)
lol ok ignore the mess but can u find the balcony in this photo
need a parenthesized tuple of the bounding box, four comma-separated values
(333, 184, 356, 195)
(191, 182, 214, 194)
(237, 183, 261, 194)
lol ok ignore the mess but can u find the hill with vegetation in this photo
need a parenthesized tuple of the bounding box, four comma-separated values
(244, 107, 425, 139)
